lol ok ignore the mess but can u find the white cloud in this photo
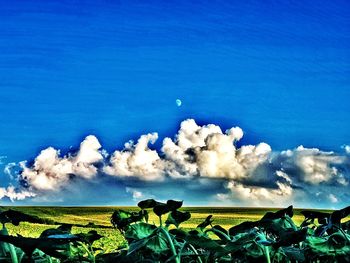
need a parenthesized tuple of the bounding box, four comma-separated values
(1, 119, 349, 207)
(161, 119, 269, 180)
(20, 135, 103, 191)
(280, 146, 347, 185)
(174, 119, 223, 149)
(74, 135, 104, 178)
(328, 193, 338, 203)
(104, 119, 259, 181)
(104, 133, 165, 181)
(224, 180, 293, 206)
(4, 162, 16, 178)
(276, 170, 293, 184)
(126, 187, 144, 200)
(0, 186, 36, 201)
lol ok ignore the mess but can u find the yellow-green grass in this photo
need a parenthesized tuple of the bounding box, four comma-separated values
(1, 206, 348, 252)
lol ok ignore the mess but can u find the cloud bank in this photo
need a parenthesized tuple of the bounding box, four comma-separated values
(2, 119, 349, 208)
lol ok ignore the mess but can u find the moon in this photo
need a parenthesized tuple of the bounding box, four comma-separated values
(176, 99, 182, 107)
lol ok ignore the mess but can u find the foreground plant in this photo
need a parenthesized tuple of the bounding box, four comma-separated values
(0, 210, 104, 262)
(0, 202, 349, 262)
(105, 200, 350, 263)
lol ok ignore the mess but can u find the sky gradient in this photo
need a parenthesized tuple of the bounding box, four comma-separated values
(0, 0, 349, 207)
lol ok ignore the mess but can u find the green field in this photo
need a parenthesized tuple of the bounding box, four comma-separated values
(0, 206, 338, 254)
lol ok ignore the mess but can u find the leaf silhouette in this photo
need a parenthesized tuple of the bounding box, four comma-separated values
(165, 210, 191, 228)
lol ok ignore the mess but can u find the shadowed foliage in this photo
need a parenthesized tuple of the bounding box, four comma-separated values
(0, 203, 349, 262)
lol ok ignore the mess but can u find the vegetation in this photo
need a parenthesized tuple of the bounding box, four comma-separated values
(0, 202, 348, 262)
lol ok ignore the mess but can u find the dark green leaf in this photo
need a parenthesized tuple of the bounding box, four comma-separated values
(127, 238, 149, 255)
(305, 232, 350, 257)
(0, 234, 79, 259)
(153, 203, 170, 217)
(111, 209, 145, 231)
(331, 205, 350, 226)
(168, 228, 189, 240)
(229, 221, 258, 236)
(76, 230, 103, 244)
(223, 231, 258, 254)
(280, 247, 305, 262)
(127, 229, 171, 256)
(273, 228, 308, 248)
(300, 210, 330, 225)
(209, 225, 230, 241)
(125, 222, 157, 240)
(261, 216, 298, 236)
(145, 231, 170, 255)
(165, 210, 191, 228)
(261, 205, 293, 220)
(138, 199, 157, 209)
(197, 215, 213, 230)
(0, 209, 55, 226)
(166, 200, 183, 211)
(186, 231, 225, 253)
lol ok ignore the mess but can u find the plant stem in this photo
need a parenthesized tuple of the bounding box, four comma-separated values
(264, 246, 271, 263)
(205, 228, 231, 241)
(187, 243, 203, 263)
(159, 227, 180, 263)
(256, 233, 271, 263)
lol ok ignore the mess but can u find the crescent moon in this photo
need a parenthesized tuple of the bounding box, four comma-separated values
(176, 99, 182, 107)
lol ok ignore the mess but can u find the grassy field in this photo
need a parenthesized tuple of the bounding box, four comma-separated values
(0, 206, 340, 253)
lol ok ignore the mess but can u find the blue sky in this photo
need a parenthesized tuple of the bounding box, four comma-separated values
(0, 0, 349, 207)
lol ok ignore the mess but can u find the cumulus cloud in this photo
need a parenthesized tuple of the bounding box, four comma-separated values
(20, 135, 103, 191)
(104, 133, 165, 181)
(1, 119, 349, 207)
(216, 170, 295, 206)
(162, 119, 248, 179)
(278, 146, 348, 186)
(224, 180, 293, 206)
(0, 186, 36, 201)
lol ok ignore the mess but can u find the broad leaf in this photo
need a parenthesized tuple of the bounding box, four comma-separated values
(0, 234, 79, 259)
(300, 210, 330, 225)
(127, 229, 171, 256)
(125, 222, 157, 240)
(0, 209, 55, 226)
(305, 232, 350, 259)
(153, 203, 170, 217)
(166, 200, 183, 211)
(186, 230, 226, 253)
(229, 221, 257, 236)
(261, 205, 293, 220)
(168, 228, 188, 240)
(331, 205, 350, 226)
(197, 215, 213, 230)
(273, 228, 308, 248)
(111, 210, 145, 230)
(138, 199, 157, 209)
(165, 210, 191, 228)
(210, 225, 230, 241)
(144, 231, 170, 255)
(76, 230, 103, 244)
